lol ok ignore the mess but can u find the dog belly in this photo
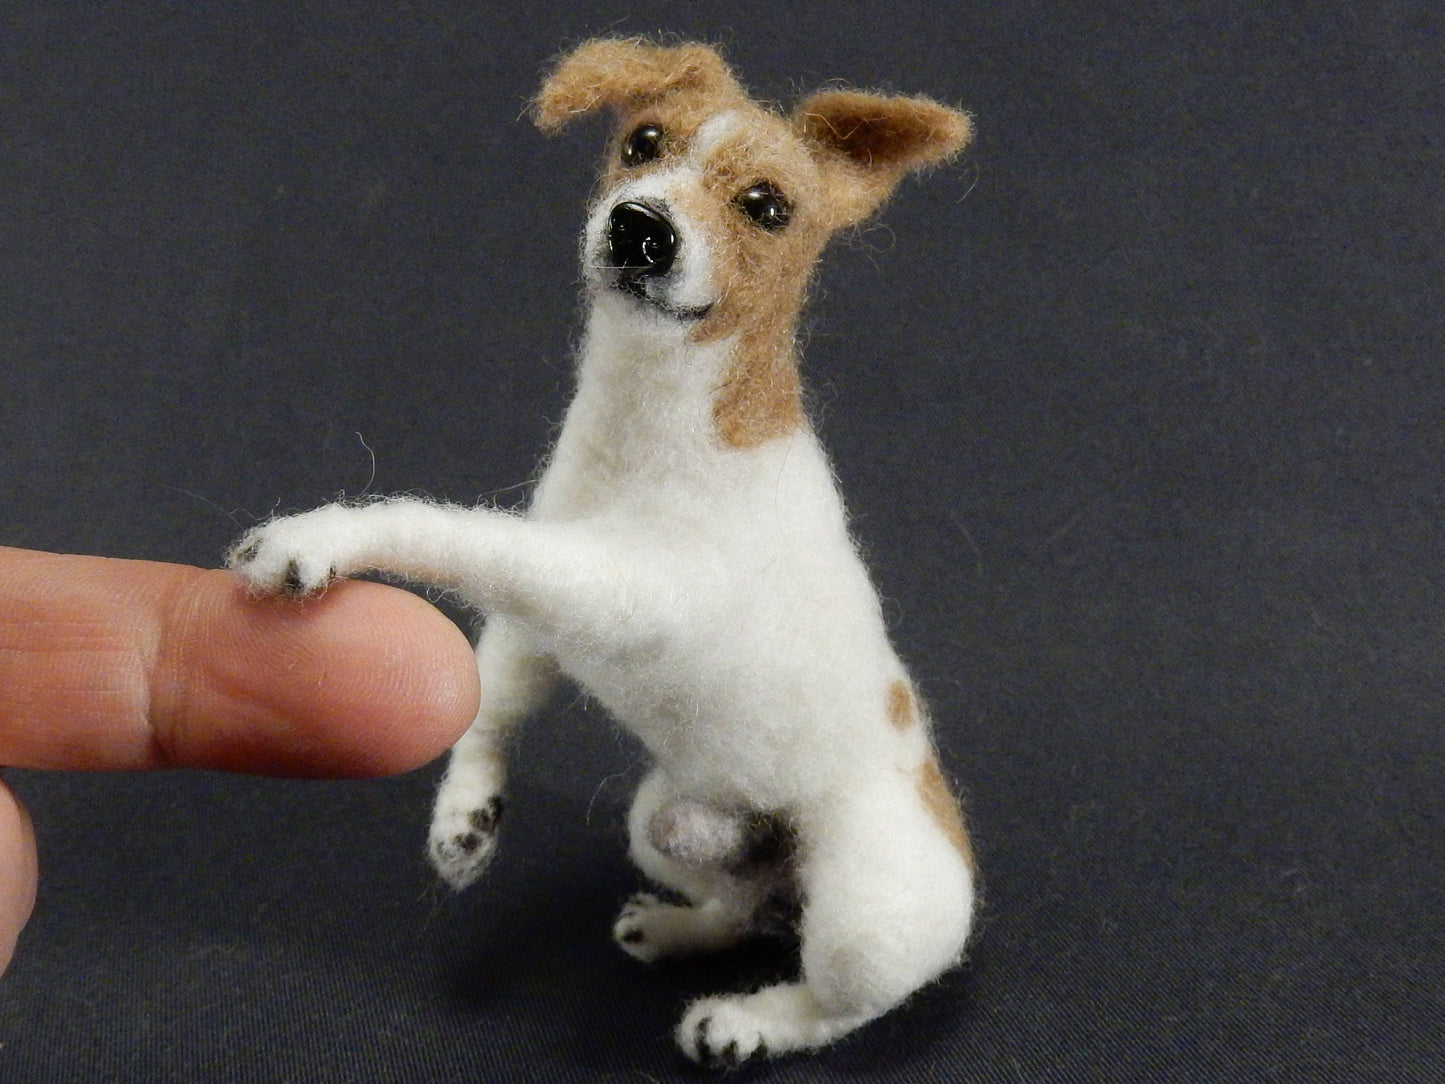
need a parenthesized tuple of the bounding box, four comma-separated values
(557, 640, 905, 812)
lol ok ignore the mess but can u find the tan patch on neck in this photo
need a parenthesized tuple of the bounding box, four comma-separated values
(711, 332, 804, 448)
(918, 757, 975, 872)
(887, 680, 916, 731)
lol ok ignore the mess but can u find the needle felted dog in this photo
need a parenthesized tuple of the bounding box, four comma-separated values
(229, 38, 975, 1066)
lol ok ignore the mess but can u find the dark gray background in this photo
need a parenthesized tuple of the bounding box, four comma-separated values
(2, 2, 1441, 1080)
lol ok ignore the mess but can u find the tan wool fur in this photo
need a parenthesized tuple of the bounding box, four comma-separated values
(229, 39, 976, 1068)
(531, 40, 744, 132)
(887, 679, 917, 731)
(920, 757, 976, 871)
(535, 39, 971, 450)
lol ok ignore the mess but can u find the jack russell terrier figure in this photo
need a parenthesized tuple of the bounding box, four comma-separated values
(230, 38, 976, 1067)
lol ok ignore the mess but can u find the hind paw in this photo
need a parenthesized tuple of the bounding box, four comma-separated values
(612, 893, 673, 962)
(613, 893, 752, 963)
(679, 996, 772, 1068)
(677, 985, 869, 1066)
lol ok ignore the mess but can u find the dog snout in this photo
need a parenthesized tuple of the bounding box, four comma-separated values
(608, 202, 677, 280)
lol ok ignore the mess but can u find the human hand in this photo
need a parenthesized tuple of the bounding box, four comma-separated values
(0, 546, 480, 974)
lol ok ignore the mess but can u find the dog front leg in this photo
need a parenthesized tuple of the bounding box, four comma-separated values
(428, 616, 558, 889)
(227, 497, 692, 650)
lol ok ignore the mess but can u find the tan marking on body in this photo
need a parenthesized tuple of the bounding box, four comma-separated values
(918, 756, 975, 871)
(887, 680, 916, 731)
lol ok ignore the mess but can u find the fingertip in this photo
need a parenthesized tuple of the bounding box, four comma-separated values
(0, 550, 479, 778)
(0, 781, 38, 976)
(159, 574, 481, 777)
(268, 578, 482, 775)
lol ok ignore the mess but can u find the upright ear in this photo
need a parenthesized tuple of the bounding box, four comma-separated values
(532, 38, 742, 132)
(794, 91, 973, 229)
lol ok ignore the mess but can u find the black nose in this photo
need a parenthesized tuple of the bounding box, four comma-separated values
(608, 202, 676, 278)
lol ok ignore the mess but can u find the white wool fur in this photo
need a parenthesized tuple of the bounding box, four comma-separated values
(230, 43, 973, 1065)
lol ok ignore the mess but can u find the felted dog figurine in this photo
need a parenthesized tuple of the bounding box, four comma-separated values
(229, 38, 975, 1066)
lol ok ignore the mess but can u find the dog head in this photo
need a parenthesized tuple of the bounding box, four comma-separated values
(533, 39, 971, 447)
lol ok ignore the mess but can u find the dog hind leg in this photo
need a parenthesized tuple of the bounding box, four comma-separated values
(613, 768, 781, 963)
(676, 768, 975, 1065)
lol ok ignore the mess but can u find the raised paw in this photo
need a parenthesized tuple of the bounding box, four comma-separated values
(227, 521, 340, 597)
(428, 795, 505, 890)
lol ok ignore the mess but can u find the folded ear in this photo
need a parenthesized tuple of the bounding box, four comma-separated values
(795, 91, 973, 228)
(532, 38, 742, 132)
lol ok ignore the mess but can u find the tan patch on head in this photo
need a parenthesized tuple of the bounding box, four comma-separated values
(602, 95, 828, 450)
(532, 39, 744, 132)
(686, 109, 829, 449)
(887, 680, 916, 731)
(918, 756, 975, 872)
(535, 40, 972, 451)
(795, 91, 973, 230)
(688, 89, 970, 448)
(597, 88, 747, 194)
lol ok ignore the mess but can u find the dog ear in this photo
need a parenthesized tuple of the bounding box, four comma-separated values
(533, 38, 742, 132)
(795, 91, 972, 229)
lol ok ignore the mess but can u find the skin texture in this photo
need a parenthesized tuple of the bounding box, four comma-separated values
(0, 546, 480, 974)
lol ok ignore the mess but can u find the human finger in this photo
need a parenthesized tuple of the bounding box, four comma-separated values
(0, 548, 479, 776)
(0, 779, 37, 973)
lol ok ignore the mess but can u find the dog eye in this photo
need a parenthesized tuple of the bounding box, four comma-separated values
(622, 124, 664, 167)
(735, 182, 791, 232)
